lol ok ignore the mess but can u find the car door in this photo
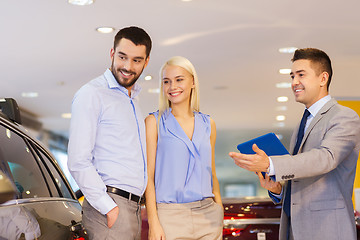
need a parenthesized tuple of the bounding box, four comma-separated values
(0, 121, 85, 240)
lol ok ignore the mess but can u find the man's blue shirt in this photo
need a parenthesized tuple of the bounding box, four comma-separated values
(68, 69, 147, 214)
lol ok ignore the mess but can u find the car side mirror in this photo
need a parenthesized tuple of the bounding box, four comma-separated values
(0, 98, 22, 124)
(0, 170, 16, 204)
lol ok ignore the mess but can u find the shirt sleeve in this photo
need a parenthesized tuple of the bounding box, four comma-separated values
(67, 85, 116, 215)
(268, 156, 276, 176)
(268, 188, 283, 204)
(267, 156, 283, 203)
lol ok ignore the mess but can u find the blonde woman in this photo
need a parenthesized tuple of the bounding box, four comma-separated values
(145, 56, 223, 240)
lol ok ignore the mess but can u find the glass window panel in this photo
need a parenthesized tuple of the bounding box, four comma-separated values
(0, 125, 49, 198)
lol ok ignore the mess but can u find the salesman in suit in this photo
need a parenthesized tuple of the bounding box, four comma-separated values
(229, 48, 360, 240)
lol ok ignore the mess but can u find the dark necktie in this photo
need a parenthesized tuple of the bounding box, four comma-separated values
(283, 109, 310, 220)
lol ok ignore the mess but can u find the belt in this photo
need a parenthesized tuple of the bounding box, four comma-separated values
(106, 186, 142, 204)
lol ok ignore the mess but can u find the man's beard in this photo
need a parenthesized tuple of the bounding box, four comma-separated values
(111, 62, 144, 88)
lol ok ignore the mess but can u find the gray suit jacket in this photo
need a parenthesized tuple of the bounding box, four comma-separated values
(271, 98, 360, 240)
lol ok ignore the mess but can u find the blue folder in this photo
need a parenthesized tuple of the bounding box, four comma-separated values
(236, 133, 289, 178)
(237, 132, 289, 156)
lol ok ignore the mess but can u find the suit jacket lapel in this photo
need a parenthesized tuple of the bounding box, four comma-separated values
(290, 125, 298, 153)
(297, 98, 337, 153)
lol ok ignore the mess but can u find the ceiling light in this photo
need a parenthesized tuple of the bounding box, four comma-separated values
(278, 47, 297, 53)
(62, 113, 72, 119)
(96, 27, 115, 34)
(148, 88, 160, 94)
(182, 0, 193, 2)
(276, 82, 291, 88)
(68, 0, 94, 5)
(21, 92, 38, 98)
(277, 96, 288, 102)
(276, 115, 286, 121)
(144, 75, 152, 81)
(279, 69, 291, 74)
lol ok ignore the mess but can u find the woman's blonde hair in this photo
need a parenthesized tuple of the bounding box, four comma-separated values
(158, 56, 200, 117)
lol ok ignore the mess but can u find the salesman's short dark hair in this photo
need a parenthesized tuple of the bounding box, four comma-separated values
(292, 48, 332, 91)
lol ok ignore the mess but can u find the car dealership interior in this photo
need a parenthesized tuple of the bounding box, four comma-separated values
(2, 0, 360, 201)
(1, 1, 360, 239)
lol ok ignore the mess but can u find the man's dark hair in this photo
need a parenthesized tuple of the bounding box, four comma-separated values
(292, 48, 332, 91)
(113, 26, 152, 58)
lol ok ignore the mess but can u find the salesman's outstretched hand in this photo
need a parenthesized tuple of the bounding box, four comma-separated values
(229, 144, 270, 172)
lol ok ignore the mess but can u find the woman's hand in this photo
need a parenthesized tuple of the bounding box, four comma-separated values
(148, 221, 166, 240)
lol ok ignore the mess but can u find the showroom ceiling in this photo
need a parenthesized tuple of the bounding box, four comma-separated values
(1, 0, 360, 135)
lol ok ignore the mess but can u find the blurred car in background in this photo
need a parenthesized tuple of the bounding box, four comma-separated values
(141, 196, 281, 240)
(355, 210, 360, 239)
(222, 197, 281, 240)
(0, 98, 88, 240)
(142, 196, 360, 240)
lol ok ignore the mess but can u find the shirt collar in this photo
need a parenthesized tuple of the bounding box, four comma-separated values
(307, 95, 331, 117)
(104, 68, 142, 98)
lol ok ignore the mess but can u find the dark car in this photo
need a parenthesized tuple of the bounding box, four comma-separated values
(0, 98, 87, 240)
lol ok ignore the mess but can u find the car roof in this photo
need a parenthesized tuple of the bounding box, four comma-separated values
(0, 111, 49, 154)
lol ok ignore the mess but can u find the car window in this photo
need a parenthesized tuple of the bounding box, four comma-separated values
(29, 145, 61, 198)
(50, 148, 80, 193)
(0, 125, 50, 198)
(36, 148, 73, 199)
